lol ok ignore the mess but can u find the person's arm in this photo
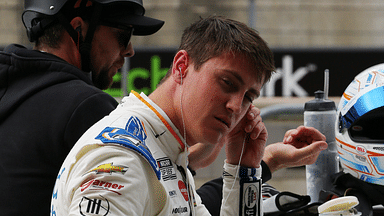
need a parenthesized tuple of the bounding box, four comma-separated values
(188, 142, 224, 171)
(219, 104, 266, 215)
(197, 125, 326, 215)
(262, 126, 327, 173)
(54, 146, 167, 215)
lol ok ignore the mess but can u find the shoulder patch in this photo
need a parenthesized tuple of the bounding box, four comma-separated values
(95, 116, 161, 180)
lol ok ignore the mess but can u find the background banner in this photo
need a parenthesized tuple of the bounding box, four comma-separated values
(106, 47, 384, 97)
(2, 46, 382, 97)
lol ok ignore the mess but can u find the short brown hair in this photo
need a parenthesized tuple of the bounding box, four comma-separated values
(34, 0, 93, 49)
(161, 16, 275, 85)
(35, 23, 65, 49)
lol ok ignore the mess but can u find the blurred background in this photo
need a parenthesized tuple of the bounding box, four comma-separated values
(2, 0, 384, 195)
(4, 0, 384, 48)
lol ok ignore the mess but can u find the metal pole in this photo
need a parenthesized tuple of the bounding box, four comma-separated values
(121, 57, 130, 96)
(249, 0, 256, 28)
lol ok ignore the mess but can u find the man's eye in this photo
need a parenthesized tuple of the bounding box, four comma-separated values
(117, 33, 130, 48)
(116, 29, 133, 49)
(245, 95, 254, 103)
(223, 78, 231, 85)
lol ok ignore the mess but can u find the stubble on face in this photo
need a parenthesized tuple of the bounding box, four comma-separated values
(89, 26, 125, 90)
(92, 67, 115, 90)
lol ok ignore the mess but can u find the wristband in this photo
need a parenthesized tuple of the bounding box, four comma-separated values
(223, 162, 262, 178)
(223, 162, 262, 216)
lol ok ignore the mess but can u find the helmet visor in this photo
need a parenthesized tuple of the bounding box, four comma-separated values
(339, 86, 384, 143)
(348, 106, 384, 143)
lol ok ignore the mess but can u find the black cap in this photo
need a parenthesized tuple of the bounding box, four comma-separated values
(304, 90, 336, 111)
(23, 0, 164, 41)
(102, 12, 164, 36)
(99, 0, 164, 36)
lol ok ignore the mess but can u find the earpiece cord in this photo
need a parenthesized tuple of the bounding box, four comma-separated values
(222, 134, 247, 207)
(180, 68, 187, 147)
(180, 69, 193, 216)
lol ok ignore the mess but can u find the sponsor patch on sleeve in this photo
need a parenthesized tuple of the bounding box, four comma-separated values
(95, 116, 160, 180)
(239, 167, 262, 216)
(79, 195, 110, 215)
(81, 178, 125, 195)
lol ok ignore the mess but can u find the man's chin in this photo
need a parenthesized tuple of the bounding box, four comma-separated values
(94, 77, 113, 90)
(205, 133, 225, 146)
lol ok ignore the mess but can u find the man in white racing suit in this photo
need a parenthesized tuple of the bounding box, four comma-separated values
(51, 16, 275, 215)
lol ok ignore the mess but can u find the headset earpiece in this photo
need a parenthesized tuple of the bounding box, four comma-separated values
(76, 26, 83, 42)
(178, 64, 186, 75)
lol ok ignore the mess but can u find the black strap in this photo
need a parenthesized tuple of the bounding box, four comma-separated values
(79, 3, 102, 72)
(27, 18, 57, 42)
(56, 12, 79, 46)
(55, 2, 103, 73)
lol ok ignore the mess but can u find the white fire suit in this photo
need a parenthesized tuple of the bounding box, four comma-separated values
(51, 91, 262, 216)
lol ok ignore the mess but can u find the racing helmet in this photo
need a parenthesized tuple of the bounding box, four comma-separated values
(336, 63, 384, 186)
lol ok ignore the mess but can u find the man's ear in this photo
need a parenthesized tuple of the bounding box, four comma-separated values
(172, 50, 189, 84)
(70, 17, 87, 42)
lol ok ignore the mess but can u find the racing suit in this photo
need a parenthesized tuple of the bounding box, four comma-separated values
(0, 44, 118, 215)
(51, 91, 262, 215)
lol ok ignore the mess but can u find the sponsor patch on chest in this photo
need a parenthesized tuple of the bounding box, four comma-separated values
(157, 157, 177, 181)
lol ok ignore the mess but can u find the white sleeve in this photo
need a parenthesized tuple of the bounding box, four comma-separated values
(221, 162, 262, 216)
(64, 146, 168, 216)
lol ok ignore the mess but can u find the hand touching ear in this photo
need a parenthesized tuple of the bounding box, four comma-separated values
(224, 104, 267, 168)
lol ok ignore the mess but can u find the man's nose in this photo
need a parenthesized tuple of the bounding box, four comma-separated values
(226, 94, 243, 114)
(123, 42, 135, 58)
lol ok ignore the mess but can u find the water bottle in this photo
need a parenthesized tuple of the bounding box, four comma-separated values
(304, 90, 339, 203)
